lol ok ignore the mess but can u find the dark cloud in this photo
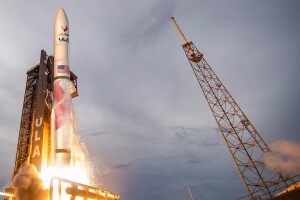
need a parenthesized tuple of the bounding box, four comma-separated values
(83, 130, 110, 137)
(112, 163, 132, 170)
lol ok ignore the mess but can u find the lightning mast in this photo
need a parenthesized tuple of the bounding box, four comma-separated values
(170, 17, 297, 199)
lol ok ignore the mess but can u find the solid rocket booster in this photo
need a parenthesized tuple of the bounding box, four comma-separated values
(53, 8, 72, 166)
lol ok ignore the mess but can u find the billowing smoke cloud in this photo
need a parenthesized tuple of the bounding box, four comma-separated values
(264, 140, 300, 174)
(11, 165, 48, 200)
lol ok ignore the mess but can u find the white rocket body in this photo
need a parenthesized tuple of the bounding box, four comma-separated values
(53, 8, 72, 166)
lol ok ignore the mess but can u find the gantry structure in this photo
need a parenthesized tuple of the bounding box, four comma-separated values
(170, 17, 299, 199)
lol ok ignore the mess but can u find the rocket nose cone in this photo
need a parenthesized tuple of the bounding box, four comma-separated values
(54, 7, 69, 33)
(55, 8, 69, 25)
(56, 8, 67, 19)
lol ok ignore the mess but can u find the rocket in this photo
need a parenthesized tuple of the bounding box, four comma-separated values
(53, 8, 72, 166)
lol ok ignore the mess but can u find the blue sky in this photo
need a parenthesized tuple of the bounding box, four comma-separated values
(0, 0, 300, 200)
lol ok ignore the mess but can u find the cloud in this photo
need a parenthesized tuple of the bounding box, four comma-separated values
(83, 130, 110, 137)
(112, 163, 132, 170)
(264, 140, 300, 174)
(11, 165, 48, 200)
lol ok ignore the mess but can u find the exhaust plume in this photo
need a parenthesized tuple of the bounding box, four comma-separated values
(11, 165, 48, 200)
(264, 140, 300, 174)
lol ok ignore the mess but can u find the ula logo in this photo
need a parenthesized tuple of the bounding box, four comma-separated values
(58, 25, 69, 43)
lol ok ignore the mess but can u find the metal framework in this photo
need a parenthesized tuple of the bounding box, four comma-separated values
(13, 65, 37, 173)
(182, 42, 296, 199)
(13, 51, 48, 175)
(170, 16, 298, 199)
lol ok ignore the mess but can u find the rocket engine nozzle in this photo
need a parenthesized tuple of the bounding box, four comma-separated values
(55, 149, 71, 166)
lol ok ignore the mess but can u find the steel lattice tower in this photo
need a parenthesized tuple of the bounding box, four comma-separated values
(170, 17, 297, 199)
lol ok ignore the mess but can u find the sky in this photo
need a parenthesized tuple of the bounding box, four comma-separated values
(0, 0, 300, 200)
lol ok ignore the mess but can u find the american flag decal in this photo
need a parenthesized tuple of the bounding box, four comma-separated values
(57, 65, 69, 73)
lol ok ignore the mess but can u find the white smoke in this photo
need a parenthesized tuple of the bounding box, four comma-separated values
(11, 165, 48, 200)
(264, 140, 300, 174)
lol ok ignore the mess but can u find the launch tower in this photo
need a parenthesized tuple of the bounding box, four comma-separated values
(170, 17, 300, 200)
